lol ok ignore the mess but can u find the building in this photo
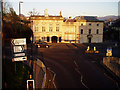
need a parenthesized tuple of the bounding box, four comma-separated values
(30, 9, 104, 43)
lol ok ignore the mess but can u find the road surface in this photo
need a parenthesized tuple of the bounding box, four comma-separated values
(35, 43, 119, 89)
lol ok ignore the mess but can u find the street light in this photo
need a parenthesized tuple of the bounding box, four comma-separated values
(19, 1, 23, 16)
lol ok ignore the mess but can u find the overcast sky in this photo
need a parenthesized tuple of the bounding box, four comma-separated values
(5, 0, 120, 18)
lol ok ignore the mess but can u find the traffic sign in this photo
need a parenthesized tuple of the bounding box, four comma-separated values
(12, 56, 27, 62)
(13, 46, 25, 53)
(14, 53, 26, 57)
(106, 47, 112, 57)
(11, 38, 26, 45)
(11, 38, 27, 62)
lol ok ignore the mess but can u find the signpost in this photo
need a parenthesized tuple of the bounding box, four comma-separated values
(11, 38, 27, 73)
(11, 38, 27, 62)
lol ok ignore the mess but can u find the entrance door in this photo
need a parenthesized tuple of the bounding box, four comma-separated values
(52, 36, 57, 43)
(88, 38, 91, 43)
(47, 37, 49, 42)
(59, 37, 61, 42)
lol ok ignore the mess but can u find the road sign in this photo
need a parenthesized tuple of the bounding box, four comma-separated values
(14, 53, 26, 57)
(11, 38, 26, 45)
(106, 47, 112, 57)
(11, 38, 27, 62)
(13, 46, 25, 53)
(12, 56, 27, 62)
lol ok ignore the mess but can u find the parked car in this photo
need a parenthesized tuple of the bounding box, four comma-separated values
(35, 42, 49, 48)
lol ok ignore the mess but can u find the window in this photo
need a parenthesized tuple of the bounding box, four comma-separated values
(96, 29, 99, 34)
(89, 23, 91, 26)
(42, 25, 45, 32)
(97, 24, 99, 26)
(35, 26, 38, 32)
(81, 23, 83, 26)
(49, 24, 53, 32)
(81, 29, 83, 34)
(42, 37, 46, 40)
(56, 24, 59, 32)
(89, 29, 91, 34)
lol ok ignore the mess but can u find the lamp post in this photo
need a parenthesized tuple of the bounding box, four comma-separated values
(19, 1, 23, 16)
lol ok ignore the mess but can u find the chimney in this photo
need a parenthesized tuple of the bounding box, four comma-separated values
(69, 16, 72, 19)
(44, 9, 48, 17)
(30, 11, 32, 16)
(60, 11, 62, 16)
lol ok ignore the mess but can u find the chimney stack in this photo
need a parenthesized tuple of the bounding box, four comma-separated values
(44, 9, 48, 17)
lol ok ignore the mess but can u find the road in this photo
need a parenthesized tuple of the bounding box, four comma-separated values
(35, 43, 119, 88)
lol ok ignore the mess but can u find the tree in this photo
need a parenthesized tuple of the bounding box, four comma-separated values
(3, 2, 33, 43)
(28, 8, 40, 16)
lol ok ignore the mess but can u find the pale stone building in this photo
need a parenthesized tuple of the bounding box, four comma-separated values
(30, 9, 104, 43)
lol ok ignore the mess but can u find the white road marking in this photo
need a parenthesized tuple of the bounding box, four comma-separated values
(104, 73, 119, 87)
(47, 67, 57, 89)
(74, 61, 89, 89)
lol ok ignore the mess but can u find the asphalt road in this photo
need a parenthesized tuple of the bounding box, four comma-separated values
(35, 43, 119, 89)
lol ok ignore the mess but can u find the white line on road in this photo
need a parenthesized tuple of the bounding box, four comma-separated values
(74, 61, 89, 89)
(104, 73, 119, 88)
(47, 67, 57, 89)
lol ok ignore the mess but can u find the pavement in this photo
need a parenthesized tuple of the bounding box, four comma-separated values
(35, 43, 120, 89)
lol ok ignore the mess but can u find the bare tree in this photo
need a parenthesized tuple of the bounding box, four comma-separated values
(27, 8, 40, 16)
(3, 0, 12, 14)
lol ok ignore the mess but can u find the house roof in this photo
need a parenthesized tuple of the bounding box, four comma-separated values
(75, 16, 104, 22)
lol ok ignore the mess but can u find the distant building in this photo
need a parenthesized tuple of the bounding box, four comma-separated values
(30, 9, 104, 43)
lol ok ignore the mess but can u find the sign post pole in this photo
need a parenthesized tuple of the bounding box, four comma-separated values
(15, 62, 16, 73)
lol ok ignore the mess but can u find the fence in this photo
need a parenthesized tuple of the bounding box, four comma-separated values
(103, 57, 120, 78)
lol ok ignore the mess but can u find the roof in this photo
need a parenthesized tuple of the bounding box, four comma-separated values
(65, 19, 75, 22)
(75, 16, 104, 22)
(31, 15, 62, 17)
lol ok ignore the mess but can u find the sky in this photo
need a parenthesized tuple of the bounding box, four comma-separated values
(4, 0, 120, 18)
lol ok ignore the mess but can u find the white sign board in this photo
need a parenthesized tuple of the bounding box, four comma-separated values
(12, 56, 27, 62)
(11, 38, 27, 62)
(11, 38, 26, 45)
(13, 46, 24, 53)
(14, 53, 25, 57)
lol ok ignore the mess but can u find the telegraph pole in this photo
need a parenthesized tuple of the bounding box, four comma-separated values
(1, 0, 7, 88)
(0, 0, 3, 89)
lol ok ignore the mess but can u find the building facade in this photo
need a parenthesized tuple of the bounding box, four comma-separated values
(30, 9, 104, 43)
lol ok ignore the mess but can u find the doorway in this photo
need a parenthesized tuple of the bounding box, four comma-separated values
(88, 38, 91, 43)
(47, 37, 49, 42)
(59, 37, 61, 42)
(52, 36, 57, 43)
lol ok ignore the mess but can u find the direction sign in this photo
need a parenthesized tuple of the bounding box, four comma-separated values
(12, 56, 27, 62)
(13, 46, 25, 53)
(11, 38, 26, 45)
(14, 53, 26, 57)
(11, 38, 27, 62)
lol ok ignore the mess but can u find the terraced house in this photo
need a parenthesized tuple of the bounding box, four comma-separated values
(30, 9, 104, 43)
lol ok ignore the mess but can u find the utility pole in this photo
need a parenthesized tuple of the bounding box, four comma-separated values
(0, 0, 3, 89)
(19, 1, 23, 16)
(1, 0, 7, 88)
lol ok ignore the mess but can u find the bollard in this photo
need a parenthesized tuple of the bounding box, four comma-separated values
(87, 46, 90, 51)
(30, 74, 32, 79)
(94, 46, 96, 51)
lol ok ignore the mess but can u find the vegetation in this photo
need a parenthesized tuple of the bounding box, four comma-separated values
(3, 2, 33, 43)
(3, 58, 32, 89)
